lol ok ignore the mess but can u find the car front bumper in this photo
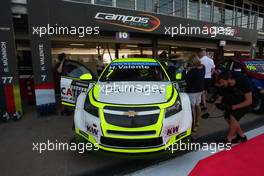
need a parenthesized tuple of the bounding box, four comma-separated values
(74, 92, 192, 153)
(74, 127, 192, 153)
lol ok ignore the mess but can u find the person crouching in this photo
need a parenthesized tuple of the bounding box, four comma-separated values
(216, 72, 252, 143)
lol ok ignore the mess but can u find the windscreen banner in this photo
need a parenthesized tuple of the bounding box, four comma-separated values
(27, 0, 56, 114)
(0, 0, 22, 117)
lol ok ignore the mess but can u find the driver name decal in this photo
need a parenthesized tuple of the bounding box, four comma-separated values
(109, 62, 159, 70)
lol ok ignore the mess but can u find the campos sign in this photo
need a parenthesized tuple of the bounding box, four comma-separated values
(95, 12, 160, 32)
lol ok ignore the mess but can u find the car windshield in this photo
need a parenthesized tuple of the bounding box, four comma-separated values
(99, 61, 169, 82)
(244, 61, 264, 74)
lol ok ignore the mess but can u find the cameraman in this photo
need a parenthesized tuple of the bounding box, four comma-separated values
(212, 72, 252, 143)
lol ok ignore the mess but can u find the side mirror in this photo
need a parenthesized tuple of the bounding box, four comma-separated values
(175, 73, 182, 80)
(80, 73, 93, 81)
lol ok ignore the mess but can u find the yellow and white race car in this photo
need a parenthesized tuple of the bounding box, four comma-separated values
(61, 58, 192, 153)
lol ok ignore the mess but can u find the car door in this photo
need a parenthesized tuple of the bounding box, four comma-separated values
(60, 60, 96, 107)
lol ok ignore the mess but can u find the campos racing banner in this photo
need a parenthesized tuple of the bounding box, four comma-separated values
(61, 77, 91, 106)
(42, 0, 258, 42)
(94, 12, 160, 32)
(0, 0, 22, 117)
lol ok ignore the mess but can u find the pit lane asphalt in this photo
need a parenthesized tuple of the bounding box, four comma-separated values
(0, 105, 263, 176)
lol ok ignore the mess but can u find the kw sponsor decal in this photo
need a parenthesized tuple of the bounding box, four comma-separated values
(95, 12, 160, 32)
(87, 123, 98, 136)
(166, 125, 179, 136)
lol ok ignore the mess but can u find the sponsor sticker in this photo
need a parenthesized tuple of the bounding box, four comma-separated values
(61, 79, 89, 104)
(95, 12, 160, 32)
(244, 61, 264, 72)
(86, 123, 98, 136)
(164, 125, 179, 136)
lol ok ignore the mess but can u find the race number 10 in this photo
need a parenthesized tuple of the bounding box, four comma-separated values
(116, 32, 130, 40)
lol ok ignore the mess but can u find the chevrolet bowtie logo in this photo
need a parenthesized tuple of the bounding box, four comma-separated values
(126, 111, 137, 118)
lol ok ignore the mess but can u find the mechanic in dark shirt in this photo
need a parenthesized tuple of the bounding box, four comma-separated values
(215, 72, 252, 143)
(186, 56, 205, 132)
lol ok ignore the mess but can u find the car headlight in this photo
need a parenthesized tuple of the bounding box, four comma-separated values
(165, 96, 182, 118)
(84, 96, 99, 117)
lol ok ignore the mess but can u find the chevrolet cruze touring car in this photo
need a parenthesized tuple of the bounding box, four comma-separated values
(61, 58, 192, 153)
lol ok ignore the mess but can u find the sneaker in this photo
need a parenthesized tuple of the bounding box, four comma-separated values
(231, 135, 240, 144)
(201, 113, 210, 119)
(232, 134, 248, 143)
(240, 135, 247, 142)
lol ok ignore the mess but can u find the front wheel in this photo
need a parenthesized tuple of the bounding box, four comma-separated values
(252, 90, 264, 113)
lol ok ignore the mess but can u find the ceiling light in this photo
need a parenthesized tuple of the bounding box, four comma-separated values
(69, 43, 85, 46)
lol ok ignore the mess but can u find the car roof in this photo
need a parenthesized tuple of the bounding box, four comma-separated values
(112, 58, 157, 63)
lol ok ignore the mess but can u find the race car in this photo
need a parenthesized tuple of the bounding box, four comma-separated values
(62, 58, 192, 153)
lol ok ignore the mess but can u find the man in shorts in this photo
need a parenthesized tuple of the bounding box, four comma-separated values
(215, 72, 252, 143)
(198, 49, 215, 111)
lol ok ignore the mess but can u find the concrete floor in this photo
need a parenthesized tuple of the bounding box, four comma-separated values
(0, 107, 127, 176)
(0, 105, 263, 176)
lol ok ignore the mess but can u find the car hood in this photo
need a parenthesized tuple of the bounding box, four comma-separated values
(94, 81, 172, 105)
